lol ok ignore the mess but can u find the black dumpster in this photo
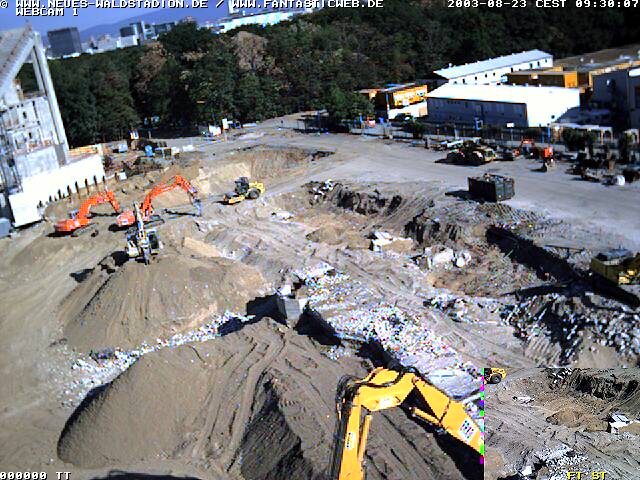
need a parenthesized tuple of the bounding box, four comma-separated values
(468, 174, 515, 202)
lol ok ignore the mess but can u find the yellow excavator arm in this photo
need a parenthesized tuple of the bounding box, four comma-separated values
(329, 367, 482, 480)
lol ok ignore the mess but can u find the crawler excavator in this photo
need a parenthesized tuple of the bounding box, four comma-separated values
(329, 367, 482, 480)
(117, 175, 201, 227)
(54, 190, 121, 236)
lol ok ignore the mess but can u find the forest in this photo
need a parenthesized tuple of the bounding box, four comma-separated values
(21, 0, 640, 147)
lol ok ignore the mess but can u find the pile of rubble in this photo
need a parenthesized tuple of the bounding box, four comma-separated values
(415, 245, 472, 269)
(509, 294, 640, 360)
(426, 294, 506, 325)
(293, 263, 480, 399)
(59, 310, 252, 405)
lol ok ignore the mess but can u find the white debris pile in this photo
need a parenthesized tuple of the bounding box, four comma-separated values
(294, 263, 479, 398)
(308, 179, 336, 200)
(533, 444, 594, 480)
(61, 310, 250, 404)
(415, 245, 472, 269)
(272, 210, 294, 221)
(426, 294, 507, 325)
(370, 231, 413, 254)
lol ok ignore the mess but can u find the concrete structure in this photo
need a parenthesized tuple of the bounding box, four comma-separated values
(0, 26, 105, 226)
(435, 50, 553, 85)
(47, 27, 82, 58)
(426, 84, 580, 127)
(374, 83, 429, 118)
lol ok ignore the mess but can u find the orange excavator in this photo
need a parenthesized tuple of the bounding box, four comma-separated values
(116, 175, 201, 227)
(54, 190, 121, 236)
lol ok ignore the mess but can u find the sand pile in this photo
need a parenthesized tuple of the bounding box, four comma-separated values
(57, 320, 477, 479)
(305, 224, 368, 249)
(60, 254, 265, 351)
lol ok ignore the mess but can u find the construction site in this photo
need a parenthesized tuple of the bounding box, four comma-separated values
(0, 112, 638, 478)
(2, 9, 640, 480)
(485, 368, 640, 479)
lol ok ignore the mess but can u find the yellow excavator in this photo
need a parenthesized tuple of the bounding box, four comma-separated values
(484, 368, 506, 384)
(329, 367, 482, 480)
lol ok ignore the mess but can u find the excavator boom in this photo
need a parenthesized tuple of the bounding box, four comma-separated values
(117, 175, 201, 227)
(329, 367, 482, 480)
(54, 190, 121, 233)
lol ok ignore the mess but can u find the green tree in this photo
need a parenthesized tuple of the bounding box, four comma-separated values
(324, 86, 373, 121)
(187, 42, 240, 125)
(91, 57, 139, 142)
(49, 60, 98, 147)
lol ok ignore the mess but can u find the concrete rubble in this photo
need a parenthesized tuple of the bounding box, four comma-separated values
(293, 262, 482, 403)
(370, 230, 413, 253)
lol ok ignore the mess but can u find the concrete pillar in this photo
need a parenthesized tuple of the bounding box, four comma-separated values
(31, 32, 69, 161)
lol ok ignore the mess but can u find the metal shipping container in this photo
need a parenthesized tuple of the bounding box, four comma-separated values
(468, 174, 515, 202)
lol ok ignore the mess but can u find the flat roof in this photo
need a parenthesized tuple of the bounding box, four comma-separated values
(507, 69, 573, 76)
(557, 44, 640, 69)
(379, 83, 426, 93)
(434, 50, 552, 79)
(427, 83, 578, 103)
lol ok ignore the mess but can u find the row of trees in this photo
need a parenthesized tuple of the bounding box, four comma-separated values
(22, 1, 640, 147)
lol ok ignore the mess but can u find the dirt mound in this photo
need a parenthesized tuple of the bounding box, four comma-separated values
(546, 408, 582, 427)
(305, 224, 368, 249)
(60, 254, 265, 351)
(57, 321, 477, 479)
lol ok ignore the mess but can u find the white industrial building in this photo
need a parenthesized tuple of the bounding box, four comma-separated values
(435, 50, 553, 85)
(0, 26, 105, 227)
(426, 84, 580, 127)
